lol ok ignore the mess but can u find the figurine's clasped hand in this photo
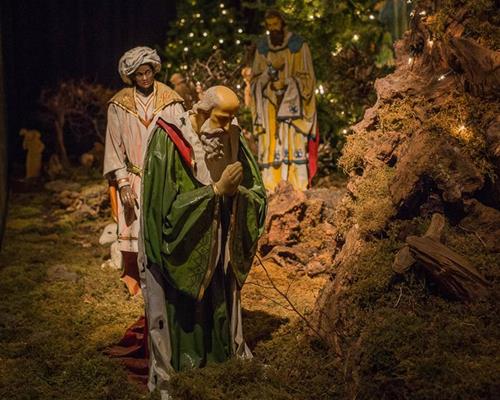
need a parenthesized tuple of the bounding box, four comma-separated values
(214, 162, 243, 196)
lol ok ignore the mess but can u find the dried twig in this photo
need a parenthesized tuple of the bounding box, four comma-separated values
(457, 224, 487, 249)
(255, 254, 327, 344)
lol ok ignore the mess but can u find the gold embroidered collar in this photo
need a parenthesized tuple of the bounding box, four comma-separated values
(109, 81, 184, 126)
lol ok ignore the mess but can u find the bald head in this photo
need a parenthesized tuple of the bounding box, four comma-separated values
(193, 86, 239, 114)
(191, 85, 240, 134)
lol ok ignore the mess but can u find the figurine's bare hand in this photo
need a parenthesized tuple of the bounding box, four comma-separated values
(215, 162, 243, 196)
(271, 79, 286, 92)
(119, 185, 138, 209)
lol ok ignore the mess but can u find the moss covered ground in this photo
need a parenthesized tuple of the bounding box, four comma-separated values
(0, 179, 330, 400)
(2, 179, 498, 399)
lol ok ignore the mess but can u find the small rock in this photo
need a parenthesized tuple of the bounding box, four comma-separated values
(46, 265, 80, 283)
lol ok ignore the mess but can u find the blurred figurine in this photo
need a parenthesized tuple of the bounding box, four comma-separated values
(195, 80, 204, 99)
(20, 128, 44, 179)
(250, 9, 318, 191)
(169, 72, 197, 110)
(241, 66, 253, 107)
(46, 154, 63, 180)
(141, 86, 267, 394)
(80, 142, 105, 170)
(103, 46, 184, 296)
(99, 222, 122, 270)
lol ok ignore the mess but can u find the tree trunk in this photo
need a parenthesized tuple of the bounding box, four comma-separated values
(55, 116, 70, 167)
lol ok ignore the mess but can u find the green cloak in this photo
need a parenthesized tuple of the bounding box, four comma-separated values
(142, 121, 266, 371)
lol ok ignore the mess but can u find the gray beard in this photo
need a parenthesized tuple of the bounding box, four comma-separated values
(199, 120, 226, 160)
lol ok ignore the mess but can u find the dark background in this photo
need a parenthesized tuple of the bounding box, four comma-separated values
(1, 0, 177, 165)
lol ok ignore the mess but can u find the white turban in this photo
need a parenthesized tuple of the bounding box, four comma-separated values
(118, 46, 161, 85)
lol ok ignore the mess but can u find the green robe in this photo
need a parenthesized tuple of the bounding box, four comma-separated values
(142, 121, 266, 372)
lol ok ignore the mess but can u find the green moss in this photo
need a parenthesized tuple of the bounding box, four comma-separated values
(352, 167, 396, 235)
(168, 324, 343, 400)
(326, 217, 500, 400)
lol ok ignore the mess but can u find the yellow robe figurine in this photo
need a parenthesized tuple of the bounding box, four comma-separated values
(250, 11, 317, 191)
(20, 129, 45, 179)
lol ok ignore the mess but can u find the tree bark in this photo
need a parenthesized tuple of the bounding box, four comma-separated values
(55, 116, 70, 167)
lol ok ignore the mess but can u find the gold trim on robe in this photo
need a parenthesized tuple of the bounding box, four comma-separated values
(109, 81, 184, 127)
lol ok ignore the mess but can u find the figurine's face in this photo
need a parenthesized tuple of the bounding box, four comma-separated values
(132, 64, 154, 91)
(206, 107, 236, 134)
(265, 16, 283, 33)
(265, 16, 285, 46)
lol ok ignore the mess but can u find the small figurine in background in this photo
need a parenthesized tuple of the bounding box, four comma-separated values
(20, 128, 45, 179)
(169, 72, 197, 110)
(46, 154, 63, 180)
(195, 80, 204, 100)
(241, 66, 253, 108)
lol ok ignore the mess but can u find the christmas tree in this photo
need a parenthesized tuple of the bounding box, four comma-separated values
(162, 0, 404, 169)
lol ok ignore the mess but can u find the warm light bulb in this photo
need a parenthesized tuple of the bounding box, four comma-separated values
(203, 32, 208, 37)
(184, 47, 188, 52)
(238, 28, 243, 33)
(369, 14, 375, 20)
(438, 74, 446, 81)
(352, 34, 360, 42)
(342, 129, 348, 134)
(219, 38, 224, 44)
(236, 39, 241, 44)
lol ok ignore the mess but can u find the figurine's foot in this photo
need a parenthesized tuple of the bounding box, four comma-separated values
(120, 275, 140, 296)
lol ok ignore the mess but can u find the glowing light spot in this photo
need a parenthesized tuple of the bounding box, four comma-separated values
(352, 34, 360, 42)
(369, 14, 375, 20)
